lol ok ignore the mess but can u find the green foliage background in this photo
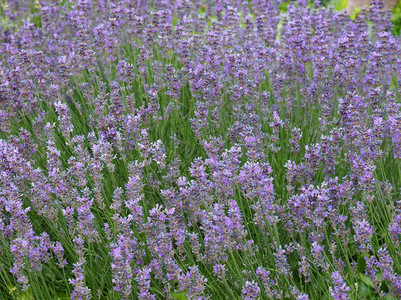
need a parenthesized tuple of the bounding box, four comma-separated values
(393, 0, 401, 35)
(281, 0, 401, 35)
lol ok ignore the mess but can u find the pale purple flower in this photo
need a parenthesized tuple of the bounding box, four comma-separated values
(242, 280, 260, 300)
(69, 258, 92, 300)
(329, 271, 350, 300)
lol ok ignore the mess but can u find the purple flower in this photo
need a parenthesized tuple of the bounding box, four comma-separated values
(110, 229, 139, 299)
(136, 267, 155, 300)
(353, 219, 374, 253)
(54, 100, 74, 140)
(213, 263, 227, 282)
(69, 258, 92, 300)
(178, 265, 207, 299)
(242, 280, 261, 300)
(329, 271, 350, 300)
(289, 127, 303, 153)
(51, 241, 67, 268)
(377, 247, 401, 297)
(311, 241, 328, 271)
(389, 215, 401, 248)
(273, 246, 291, 276)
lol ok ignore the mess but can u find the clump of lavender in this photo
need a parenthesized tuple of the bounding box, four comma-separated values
(0, 0, 401, 299)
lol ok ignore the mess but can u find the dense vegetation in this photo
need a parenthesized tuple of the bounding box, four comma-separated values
(0, 0, 400, 299)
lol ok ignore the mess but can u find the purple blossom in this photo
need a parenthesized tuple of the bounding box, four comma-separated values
(136, 267, 155, 300)
(110, 232, 137, 299)
(353, 219, 374, 253)
(69, 258, 92, 300)
(242, 280, 261, 300)
(273, 246, 291, 276)
(178, 265, 208, 299)
(329, 271, 350, 300)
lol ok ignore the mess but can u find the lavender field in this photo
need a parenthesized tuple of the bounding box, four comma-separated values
(1, 0, 401, 299)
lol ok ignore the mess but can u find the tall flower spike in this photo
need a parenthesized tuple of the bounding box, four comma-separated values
(329, 271, 350, 300)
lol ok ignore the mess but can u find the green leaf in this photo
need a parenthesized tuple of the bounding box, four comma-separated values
(359, 282, 373, 297)
(171, 292, 188, 300)
(334, 0, 347, 11)
(392, 1, 401, 35)
(55, 294, 70, 300)
(357, 254, 367, 273)
(200, 5, 206, 14)
(8, 285, 34, 300)
(350, 6, 362, 20)
(358, 274, 373, 287)
(279, 1, 290, 13)
(384, 293, 396, 300)
(42, 265, 56, 281)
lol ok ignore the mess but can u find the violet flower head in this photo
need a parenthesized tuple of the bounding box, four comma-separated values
(69, 258, 92, 300)
(353, 219, 374, 253)
(273, 246, 291, 276)
(329, 271, 350, 300)
(136, 267, 155, 300)
(242, 280, 261, 300)
(179, 265, 208, 299)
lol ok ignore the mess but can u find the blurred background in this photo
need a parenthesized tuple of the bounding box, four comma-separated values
(281, 0, 401, 35)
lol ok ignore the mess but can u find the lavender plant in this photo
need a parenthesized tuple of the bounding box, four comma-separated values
(0, 0, 401, 299)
